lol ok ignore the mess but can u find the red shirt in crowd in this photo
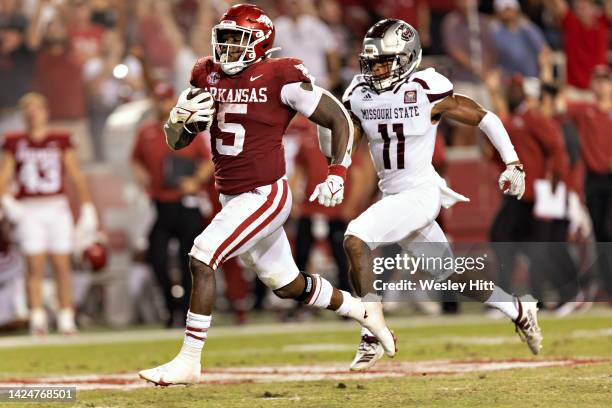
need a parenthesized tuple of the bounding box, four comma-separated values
(131, 120, 210, 202)
(567, 102, 612, 174)
(68, 24, 105, 62)
(34, 49, 86, 120)
(1, 131, 72, 199)
(379, 0, 424, 28)
(501, 106, 569, 202)
(561, 10, 609, 89)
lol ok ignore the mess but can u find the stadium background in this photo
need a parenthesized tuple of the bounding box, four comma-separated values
(0, 0, 610, 332)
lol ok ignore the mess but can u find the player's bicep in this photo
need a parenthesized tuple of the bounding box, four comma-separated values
(434, 94, 487, 126)
(63, 149, 85, 182)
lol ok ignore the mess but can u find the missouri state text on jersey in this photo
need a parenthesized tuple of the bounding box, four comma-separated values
(343, 68, 453, 195)
(189, 56, 312, 195)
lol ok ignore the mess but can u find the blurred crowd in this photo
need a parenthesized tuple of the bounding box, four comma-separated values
(0, 0, 611, 332)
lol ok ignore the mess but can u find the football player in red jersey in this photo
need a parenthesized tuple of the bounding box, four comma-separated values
(138, 4, 396, 386)
(0, 93, 99, 335)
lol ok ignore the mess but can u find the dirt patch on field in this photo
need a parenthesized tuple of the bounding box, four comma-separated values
(0, 358, 606, 391)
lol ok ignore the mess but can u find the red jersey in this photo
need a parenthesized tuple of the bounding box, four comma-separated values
(189, 56, 312, 195)
(561, 11, 609, 89)
(2, 132, 72, 199)
(131, 120, 211, 202)
(567, 102, 612, 175)
(501, 107, 569, 202)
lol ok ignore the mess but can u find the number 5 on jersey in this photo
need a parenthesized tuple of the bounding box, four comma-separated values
(216, 103, 247, 156)
(378, 123, 406, 169)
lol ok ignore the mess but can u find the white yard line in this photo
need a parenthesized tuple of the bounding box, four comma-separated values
(0, 359, 605, 391)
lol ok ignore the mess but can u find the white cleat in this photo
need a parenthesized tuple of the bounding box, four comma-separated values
(513, 295, 543, 355)
(29, 309, 48, 337)
(357, 301, 397, 357)
(350, 334, 385, 371)
(57, 309, 78, 335)
(138, 356, 201, 386)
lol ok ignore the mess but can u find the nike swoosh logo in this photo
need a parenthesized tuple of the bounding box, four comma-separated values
(250, 74, 263, 81)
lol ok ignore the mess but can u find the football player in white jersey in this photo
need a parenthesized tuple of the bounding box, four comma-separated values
(332, 19, 542, 370)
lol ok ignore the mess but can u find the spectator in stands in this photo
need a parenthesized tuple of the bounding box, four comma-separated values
(378, 0, 431, 48)
(275, 0, 340, 90)
(130, 83, 213, 327)
(565, 65, 612, 299)
(290, 118, 368, 294)
(0, 1, 44, 136)
(67, 0, 108, 65)
(136, 0, 179, 78)
(442, 0, 497, 145)
(83, 29, 144, 161)
(34, 15, 92, 163)
(546, 0, 611, 98)
(487, 75, 571, 302)
(491, 0, 552, 79)
(0, 93, 98, 335)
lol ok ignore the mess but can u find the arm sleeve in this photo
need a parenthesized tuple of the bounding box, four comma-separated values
(478, 111, 520, 164)
(280, 82, 323, 117)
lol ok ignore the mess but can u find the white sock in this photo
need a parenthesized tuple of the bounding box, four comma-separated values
(485, 286, 519, 320)
(336, 291, 366, 320)
(178, 311, 211, 362)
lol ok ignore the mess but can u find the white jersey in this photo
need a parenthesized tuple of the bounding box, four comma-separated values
(343, 68, 457, 197)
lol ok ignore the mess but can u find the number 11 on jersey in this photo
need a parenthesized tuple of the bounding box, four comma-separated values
(378, 123, 406, 170)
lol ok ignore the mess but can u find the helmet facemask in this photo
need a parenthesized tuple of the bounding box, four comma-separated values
(212, 24, 265, 75)
(360, 49, 422, 92)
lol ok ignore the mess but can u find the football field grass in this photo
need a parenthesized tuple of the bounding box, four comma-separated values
(0, 309, 610, 407)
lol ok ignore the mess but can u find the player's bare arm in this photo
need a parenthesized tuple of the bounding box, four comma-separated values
(64, 148, 99, 246)
(63, 149, 93, 204)
(307, 84, 353, 166)
(0, 153, 20, 223)
(432, 93, 526, 198)
(0, 152, 15, 197)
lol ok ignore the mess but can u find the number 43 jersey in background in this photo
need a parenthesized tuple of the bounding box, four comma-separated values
(2, 132, 71, 199)
(343, 68, 454, 195)
(190, 56, 313, 195)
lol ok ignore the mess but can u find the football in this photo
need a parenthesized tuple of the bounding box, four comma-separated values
(184, 88, 214, 133)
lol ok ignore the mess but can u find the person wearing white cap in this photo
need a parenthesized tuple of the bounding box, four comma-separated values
(491, 0, 552, 79)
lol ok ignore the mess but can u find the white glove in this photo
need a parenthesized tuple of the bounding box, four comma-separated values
(309, 174, 345, 207)
(498, 163, 525, 199)
(75, 203, 99, 251)
(169, 88, 215, 129)
(1, 194, 24, 223)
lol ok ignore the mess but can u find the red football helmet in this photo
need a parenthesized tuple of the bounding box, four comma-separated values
(212, 4, 276, 75)
(82, 242, 108, 273)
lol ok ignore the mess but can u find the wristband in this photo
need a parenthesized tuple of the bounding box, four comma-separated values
(328, 164, 347, 180)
